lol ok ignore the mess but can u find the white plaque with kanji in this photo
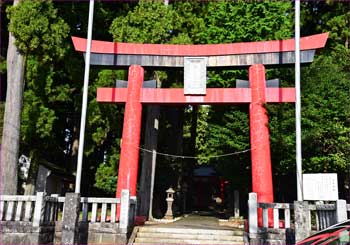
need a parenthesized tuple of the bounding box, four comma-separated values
(184, 57, 207, 95)
(303, 173, 338, 201)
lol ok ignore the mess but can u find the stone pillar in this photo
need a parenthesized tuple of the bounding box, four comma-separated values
(116, 65, 144, 218)
(62, 193, 81, 245)
(249, 64, 274, 225)
(336, 199, 347, 223)
(294, 201, 310, 243)
(248, 193, 258, 237)
(119, 189, 131, 232)
(32, 192, 45, 227)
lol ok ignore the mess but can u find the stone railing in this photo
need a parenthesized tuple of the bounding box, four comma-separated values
(0, 192, 58, 244)
(0, 194, 36, 223)
(258, 202, 293, 229)
(248, 192, 349, 244)
(0, 190, 137, 244)
(0, 192, 58, 226)
(58, 190, 137, 244)
(56, 191, 137, 226)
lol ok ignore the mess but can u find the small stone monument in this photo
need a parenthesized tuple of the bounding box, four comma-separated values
(164, 187, 175, 220)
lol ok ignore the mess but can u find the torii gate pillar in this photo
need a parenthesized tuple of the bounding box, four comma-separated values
(116, 65, 144, 217)
(249, 64, 274, 216)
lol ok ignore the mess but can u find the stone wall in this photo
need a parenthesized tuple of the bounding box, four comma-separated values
(54, 221, 128, 244)
(0, 221, 55, 244)
(1, 221, 128, 245)
(0, 191, 135, 244)
(249, 228, 295, 245)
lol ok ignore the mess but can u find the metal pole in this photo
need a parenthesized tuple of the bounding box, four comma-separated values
(75, 0, 95, 193)
(148, 150, 157, 220)
(295, 0, 303, 201)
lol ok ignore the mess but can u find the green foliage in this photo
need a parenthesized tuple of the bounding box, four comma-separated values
(268, 48, 350, 178)
(94, 140, 120, 195)
(110, 0, 176, 44)
(110, 0, 206, 45)
(0, 56, 6, 74)
(21, 58, 70, 143)
(302, 1, 350, 51)
(195, 106, 210, 164)
(199, 1, 293, 43)
(7, 0, 71, 149)
(94, 163, 117, 195)
(85, 69, 126, 156)
(170, 1, 206, 44)
(83, 69, 126, 193)
(7, 0, 69, 60)
(301, 51, 350, 173)
(195, 105, 250, 165)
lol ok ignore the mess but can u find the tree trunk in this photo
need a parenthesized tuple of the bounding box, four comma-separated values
(185, 105, 198, 212)
(190, 106, 198, 156)
(138, 105, 160, 217)
(168, 106, 184, 215)
(0, 0, 26, 195)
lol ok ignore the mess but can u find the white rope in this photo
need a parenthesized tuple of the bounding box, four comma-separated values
(138, 146, 251, 159)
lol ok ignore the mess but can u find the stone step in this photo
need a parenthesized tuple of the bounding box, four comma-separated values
(134, 237, 245, 244)
(138, 226, 244, 236)
(137, 232, 244, 241)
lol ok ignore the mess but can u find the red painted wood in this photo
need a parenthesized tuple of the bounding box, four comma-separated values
(72, 33, 328, 56)
(219, 177, 225, 204)
(249, 64, 274, 227)
(115, 65, 144, 219)
(96, 87, 295, 104)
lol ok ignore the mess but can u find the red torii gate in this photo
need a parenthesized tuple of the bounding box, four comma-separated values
(72, 33, 328, 219)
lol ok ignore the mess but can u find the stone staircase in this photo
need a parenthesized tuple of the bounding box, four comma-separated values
(131, 226, 245, 244)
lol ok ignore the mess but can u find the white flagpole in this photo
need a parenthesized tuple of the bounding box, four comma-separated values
(75, 0, 95, 193)
(295, 0, 303, 201)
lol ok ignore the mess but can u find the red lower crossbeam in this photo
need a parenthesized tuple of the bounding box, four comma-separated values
(97, 87, 295, 104)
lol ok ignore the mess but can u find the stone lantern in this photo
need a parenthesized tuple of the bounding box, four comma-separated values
(164, 187, 175, 220)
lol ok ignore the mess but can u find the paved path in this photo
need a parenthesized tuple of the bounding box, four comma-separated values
(145, 214, 237, 230)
